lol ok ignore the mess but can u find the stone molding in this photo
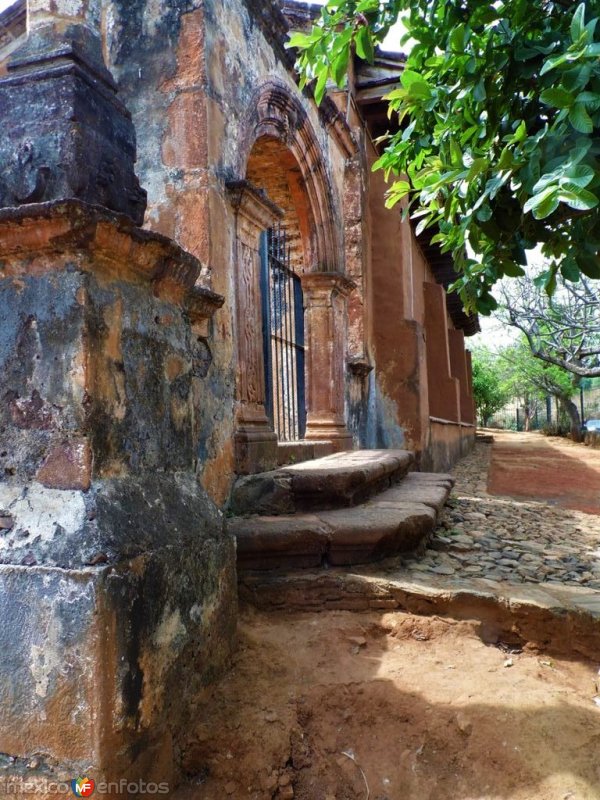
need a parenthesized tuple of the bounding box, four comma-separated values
(302, 270, 357, 298)
(238, 79, 344, 273)
(0, 200, 223, 315)
(226, 179, 283, 237)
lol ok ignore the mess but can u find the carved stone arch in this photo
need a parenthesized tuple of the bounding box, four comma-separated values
(227, 80, 353, 474)
(237, 78, 343, 274)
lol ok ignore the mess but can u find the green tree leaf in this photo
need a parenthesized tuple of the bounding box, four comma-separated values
(524, 187, 560, 218)
(540, 87, 575, 108)
(558, 186, 598, 210)
(569, 103, 594, 133)
(355, 26, 375, 63)
(571, 3, 586, 44)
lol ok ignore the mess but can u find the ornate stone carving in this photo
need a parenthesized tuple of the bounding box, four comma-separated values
(3, 141, 51, 205)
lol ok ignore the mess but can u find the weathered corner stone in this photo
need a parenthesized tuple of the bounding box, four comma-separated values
(0, 528, 236, 782)
(0, 196, 233, 784)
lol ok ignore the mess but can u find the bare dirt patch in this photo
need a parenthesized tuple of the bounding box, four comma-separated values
(176, 608, 600, 800)
(487, 431, 600, 515)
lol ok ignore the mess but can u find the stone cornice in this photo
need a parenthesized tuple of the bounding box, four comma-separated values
(0, 199, 223, 316)
(302, 270, 357, 297)
(226, 179, 284, 230)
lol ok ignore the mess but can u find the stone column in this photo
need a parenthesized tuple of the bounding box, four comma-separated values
(303, 271, 355, 449)
(228, 181, 282, 474)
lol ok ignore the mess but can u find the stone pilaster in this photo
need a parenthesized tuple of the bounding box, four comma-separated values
(228, 181, 282, 474)
(302, 271, 355, 449)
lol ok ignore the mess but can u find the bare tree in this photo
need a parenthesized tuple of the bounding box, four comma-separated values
(499, 276, 600, 379)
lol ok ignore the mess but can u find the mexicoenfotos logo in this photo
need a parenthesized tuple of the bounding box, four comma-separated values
(71, 777, 95, 797)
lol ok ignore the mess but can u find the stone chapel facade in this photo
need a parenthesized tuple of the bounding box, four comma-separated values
(0, 0, 477, 788)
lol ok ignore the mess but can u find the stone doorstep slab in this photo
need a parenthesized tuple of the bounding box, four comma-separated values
(405, 472, 455, 486)
(375, 475, 453, 513)
(229, 514, 330, 570)
(283, 449, 414, 500)
(230, 449, 415, 515)
(232, 500, 439, 571)
(319, 503, 436, 566)
(238, 570, 600, 660)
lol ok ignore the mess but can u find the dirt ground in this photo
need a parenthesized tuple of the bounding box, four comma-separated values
(175, 432, 600, 800)
(487, 431, 600, 515)
(177, 608, 600, 800)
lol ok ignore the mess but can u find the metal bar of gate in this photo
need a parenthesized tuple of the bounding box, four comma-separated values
(260, 231, 273, 425)
(273, 229, 283, 439)
(293, 274, 306, 438)
(284, 239, 294, 440)
(261, 226, 306, 443)
(288, 241, 297, 441)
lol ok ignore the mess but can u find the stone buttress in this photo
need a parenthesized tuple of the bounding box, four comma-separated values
(0, 0, 236, 786)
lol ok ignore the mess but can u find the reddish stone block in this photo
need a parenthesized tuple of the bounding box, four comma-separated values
(36, 439, 92, 491)
(8, 390, 53, 430)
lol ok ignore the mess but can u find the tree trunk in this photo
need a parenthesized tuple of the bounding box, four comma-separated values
(559, 395, 583, 442)
(524, 395, 531, 431)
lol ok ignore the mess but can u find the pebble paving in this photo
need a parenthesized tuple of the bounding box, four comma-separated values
(402, 439, 600, 589)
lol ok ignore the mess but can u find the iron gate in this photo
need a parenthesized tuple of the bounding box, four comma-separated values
(260, 225, 306, 442)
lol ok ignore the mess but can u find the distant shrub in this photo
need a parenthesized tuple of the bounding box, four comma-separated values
(585, 431, 600, 449)
(540, 422, 570, 438)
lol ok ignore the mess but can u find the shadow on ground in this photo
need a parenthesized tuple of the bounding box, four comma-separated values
(487, 431, 600, 515)
(175, 609, 600, 800)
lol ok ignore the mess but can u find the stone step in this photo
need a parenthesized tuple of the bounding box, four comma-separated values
(230, 449, 415, 516)
(230, 471, 454, 570)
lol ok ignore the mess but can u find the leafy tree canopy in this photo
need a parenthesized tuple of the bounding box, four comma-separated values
(473, 336, 581, 434)
(498, 339, 576, 401)
(290, 0, 600, 313)
(471, 348, 510, 425)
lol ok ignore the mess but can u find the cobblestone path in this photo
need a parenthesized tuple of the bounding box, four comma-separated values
(405, 431, 600, 589)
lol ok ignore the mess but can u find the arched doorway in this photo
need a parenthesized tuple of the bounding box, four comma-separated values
(227, 81, 354, 474)
(246, 135, 311, 443)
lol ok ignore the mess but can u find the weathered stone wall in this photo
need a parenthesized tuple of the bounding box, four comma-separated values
(104, 0, 355, 497)
(0, 202, 236, 783)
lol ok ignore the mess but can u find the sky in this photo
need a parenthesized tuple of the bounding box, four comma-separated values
(0, 0, 15, 12)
